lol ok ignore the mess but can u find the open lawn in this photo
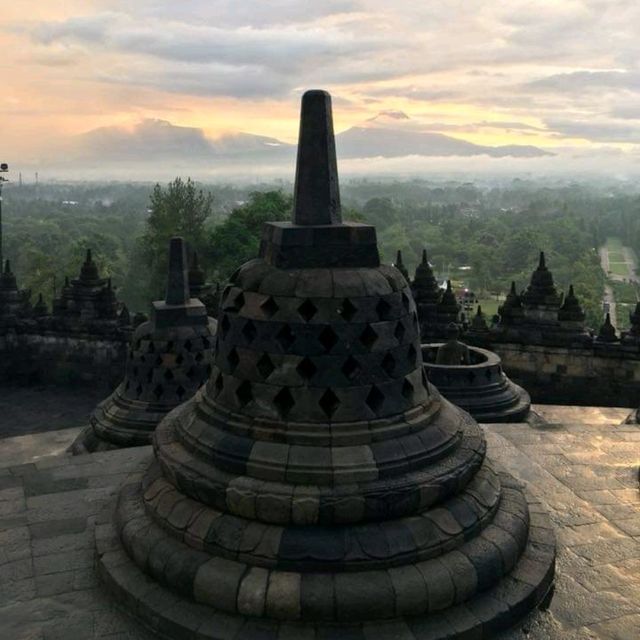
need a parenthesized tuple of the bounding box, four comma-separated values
(606, 236, 624, 251)
(617, 303, 632, 330)
(608, 251, 625, 262)
(609, 262, 630, 277)
(475, 298, 500, 317)
(609, 280, 638, 304)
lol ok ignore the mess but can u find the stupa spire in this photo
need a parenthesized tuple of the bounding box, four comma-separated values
(165, 237, 190, 306)
(292, 90, 341, 226)
(394, 249, 409, 281)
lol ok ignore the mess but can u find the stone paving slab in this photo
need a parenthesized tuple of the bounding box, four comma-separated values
(0, 408, 638, 639)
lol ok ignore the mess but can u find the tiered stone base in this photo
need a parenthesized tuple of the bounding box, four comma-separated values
(70, 391, 169, 454)
(423, 345, 531, 423)
(96, 462, 554, 639)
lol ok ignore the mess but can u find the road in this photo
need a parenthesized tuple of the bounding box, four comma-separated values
(599, 239, 639, 331)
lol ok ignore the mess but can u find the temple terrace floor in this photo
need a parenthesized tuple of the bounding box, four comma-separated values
(0, 399, 638, 640)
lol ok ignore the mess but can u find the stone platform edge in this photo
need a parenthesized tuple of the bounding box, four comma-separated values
(94, 465, 556, 640)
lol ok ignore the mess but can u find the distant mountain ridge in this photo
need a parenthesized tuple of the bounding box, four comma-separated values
(63, 113, 552, 168)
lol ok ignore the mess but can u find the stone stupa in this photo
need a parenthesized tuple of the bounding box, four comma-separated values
(71, 237, 216, 453)
(97, 90, 555, 639)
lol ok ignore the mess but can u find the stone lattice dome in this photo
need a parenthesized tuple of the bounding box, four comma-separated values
(72, 237, 216, 453)
(97, 90, 555, 639)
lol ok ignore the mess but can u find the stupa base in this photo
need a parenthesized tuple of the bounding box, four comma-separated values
(96, 464, 555, 640)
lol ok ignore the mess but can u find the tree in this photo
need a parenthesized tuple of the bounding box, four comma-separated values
(207, 191, 291, 279)
(143, 177, 213, 297)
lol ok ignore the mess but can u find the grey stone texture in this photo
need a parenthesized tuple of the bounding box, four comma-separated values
(70, 238, 217, 454)
(423, 344, 531, 422)
(0, 407, 638, 639)
(94, 91, 556, 638)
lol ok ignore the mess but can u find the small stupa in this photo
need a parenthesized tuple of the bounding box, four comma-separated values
(71, 237, 216, 453)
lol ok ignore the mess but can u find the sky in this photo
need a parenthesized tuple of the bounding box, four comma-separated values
(2, 1, 640, 176)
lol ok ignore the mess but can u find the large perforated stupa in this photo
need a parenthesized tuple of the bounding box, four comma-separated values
(97, 90, 555, 639)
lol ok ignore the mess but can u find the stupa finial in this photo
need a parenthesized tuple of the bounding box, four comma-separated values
(292, 90, 341, 226)
(538, 251, 546, 269)
(165, 237, 190, 306)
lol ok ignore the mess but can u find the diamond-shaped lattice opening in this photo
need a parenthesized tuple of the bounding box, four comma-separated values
(186, 366, 196, 380)
(202, 338, 210, 349)
(128, 349, 134, 359)
(235, 381, 253, 407)
(319, 388, 340, 419)
(296, 356, 317, 381)
(273, 387, 295, 419)
(146, 369, 153, 383)
(257, 354, 275, 380)
(407, 344, 418, 366)
(184, 340, 192, 352)
(206, 364, 212, 376)
(402, 291, 411, 312)
(195, 352, 204, 362)
(140, 355, 146, 363)
(394, 321, 406, 343)
(153, 384, 164, 400)
(214, 373, 224, 396)
(402, 378, 414, 400)
(176, 385, 186, 400)
(275, 325, 295, 350)
(164, 369, 174, 381)
(220, 315, 231, 338)
(166, 341, 174, 352)
(242, 319, 257, 343)
(227, 348, 240, 372)
(155, 356, 163, 366)
(225, 291, 245, 313)
(376, 299, 392, 321)
(261, 296, 279, 319)
(341, 355, 361, 381)
(125, 381, 130, 391)
(318, 326, 339, 352)
(132, 366, 139, 376)
(135, 383, 143, 397)
(366, 385, 385, 414)
(298, 299, 318, 322)
(359, 325, 378, 350)
(176, 354, 184, 365)
(339, 298, 357, 322)
(147, 342, 155, 353)
(381, 353, 396, 377)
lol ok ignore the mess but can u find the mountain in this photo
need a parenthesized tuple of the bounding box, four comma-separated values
(53, 112, 551, 177)
(72, 119, 215, 161)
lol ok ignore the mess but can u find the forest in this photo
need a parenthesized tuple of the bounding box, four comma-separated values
(3, 177, 639, 330)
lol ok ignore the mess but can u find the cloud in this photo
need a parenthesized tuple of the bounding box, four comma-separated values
(545, 118, 640, 143)
(525, 71, 640, 94)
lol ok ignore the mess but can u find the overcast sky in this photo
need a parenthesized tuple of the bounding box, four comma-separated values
(2, 1, 640, 172)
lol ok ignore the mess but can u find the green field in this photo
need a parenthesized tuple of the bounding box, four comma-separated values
(475, 298, 500, 317)
(606, 236, 624, 251)
(610, 280, 639, 304)
(617, 303, 633, 330)
(608, 251, 625, 262)
(609, 262, 630, 277)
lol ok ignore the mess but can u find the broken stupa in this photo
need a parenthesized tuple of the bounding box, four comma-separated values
(72, 237, 217, 453)
(97, 90, 555, 639)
